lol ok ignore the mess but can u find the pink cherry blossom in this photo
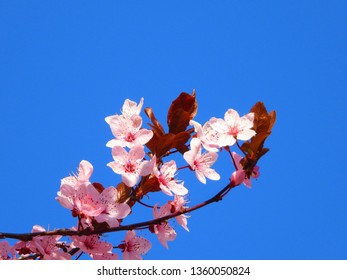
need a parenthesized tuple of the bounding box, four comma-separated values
(105, 98, 144, 123)
(152, 204, 176, 249)
(57, 161, 131, 227)
(29, 225, 71, 260)
(71, 234, 118, 260)
(74, 183, 105, 220)
(170, 195, 189, 231)
(107, 145, 155, 187)
(95, 186, 131, 227)
(105, 98, 152, 148)
(13, 225, 71, 260)
(190, 119, 220, 152)
(56, 182, 104, 226)
(183, 138, 220, 184)
(59, 160, 93, 192)
(230, 152, 260, 188)
(76, 160, 94, 183)
(121, 97, 144, 119)
(57, 160, 95, 211)
(210, 109, 256, 147)
(106, 115, 153, 148)
(0, 241, 16, 260)
(154, 159, 188, 196)
(119, 230, 151, 260)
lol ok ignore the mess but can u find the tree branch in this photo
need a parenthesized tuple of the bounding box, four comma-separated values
(0, 181, 236, 242)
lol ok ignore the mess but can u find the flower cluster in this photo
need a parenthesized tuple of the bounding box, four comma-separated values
(1, 92, 275, 260)
(187, 109, 259, 187)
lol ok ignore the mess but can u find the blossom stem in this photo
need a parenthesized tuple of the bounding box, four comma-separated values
(177, 165, 190, 171)
(75, 251, 84, 260)
(227, 149, 238, 170)
(135, 198, 155, 209)
(236, 141, 247, 156)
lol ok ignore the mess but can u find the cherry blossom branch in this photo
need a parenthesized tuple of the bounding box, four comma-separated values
(0, 96, 275, 260)
(0, 181, 236, 242)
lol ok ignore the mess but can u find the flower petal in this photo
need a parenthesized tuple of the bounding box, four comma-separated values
(122, 172, 139, 187)
(129, 145, 145, 161)
(224, 109, 240, 126)
(195, 170, 206, 184)
(168, 182, 188, 196)
(203, 168, 220, 181)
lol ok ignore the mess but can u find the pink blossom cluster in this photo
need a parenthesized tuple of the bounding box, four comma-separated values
(186, 109, 259, 187)
(1, 97, 260, 260)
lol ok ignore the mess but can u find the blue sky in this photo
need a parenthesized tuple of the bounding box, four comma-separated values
(0, 1, 346, 260)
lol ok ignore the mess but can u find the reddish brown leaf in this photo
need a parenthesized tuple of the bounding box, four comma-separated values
(172, 131, 191, 152)
(92, 182, 105, 194)
(135, 176, 161, 199)
(268, 110, 277, 132)
(144, 107, 166, 154)
(155, 133, 175, 158)
(146, 132, 160, 155)
(240, 102, 276, 177)
(144, 107, 165, 136)
(152, 131, 191, 158)
(250, 102, 276, 134)
(116, 182, 132, 204)
(167, 91, 198, 134)
(248, 132, 270, 154)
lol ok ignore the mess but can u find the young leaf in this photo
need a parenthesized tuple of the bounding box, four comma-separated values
(135, 176, 161, 199)
(240, 102, 276, 176)
(167, 91, 198, 134)
(155, 133, 176, 158)
(144, 107, 165, 137)
(250, 102, 276, 134)
(145, 107, 165, 154)
(116, 182, 132, 204)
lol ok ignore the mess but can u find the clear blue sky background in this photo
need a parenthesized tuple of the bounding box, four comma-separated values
(1, 1, 346, 260)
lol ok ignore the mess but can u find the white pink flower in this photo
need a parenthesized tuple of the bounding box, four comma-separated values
(0, 241, 16, 260)
(71, 234, 118, 260)
(95, 186, 131, 227)
(190, 120, 220, 152)
(57, 160, 95, 210)
(31, 225, 71, 260)
(106, 115, 153, 148)
(58, 160, 93, 192)
(154, 159, 188, 196)
(121, 98, 144, 119)
(74, 184, 105, 219)
(120, 230, 151, 260)
(183, 138, 220, 184)
(57, 161, 131, 226)
(105, 98, 144, 123)
(105, 98, 153, 148)
(107, 145, 155, 187)
(14, 225, 71, 260)
(152, 204, 176, 249)
(210, 109, 256, 147)
(170, 195, 189, 231)
(57, 182, 104, 226)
